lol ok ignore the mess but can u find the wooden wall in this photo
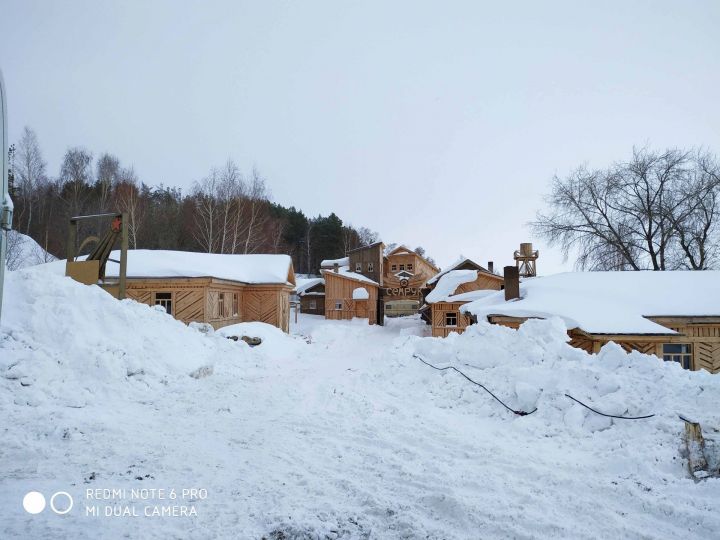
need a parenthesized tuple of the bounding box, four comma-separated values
(117, 277, 291, 332)
(348, 243, 385, 286)
(431, 301, 473, 338)
(324, 271, 379, 324)
(300, 284, 325, 316)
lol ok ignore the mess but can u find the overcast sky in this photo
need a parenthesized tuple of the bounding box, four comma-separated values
(1, 1, 719, 272)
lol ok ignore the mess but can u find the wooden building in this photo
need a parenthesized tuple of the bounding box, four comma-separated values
(323, 267, 379, 324)
(320, 242, 442, 323)
(462, 268, 720, 374)
(295, 278, 325, 315)
(422, 260, 504, 337)
(383, 245, 439, 316)
(83, 250, 295, 332)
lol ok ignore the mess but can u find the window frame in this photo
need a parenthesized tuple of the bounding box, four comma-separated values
(444, 311, 458, 327)
(309, 300, 317, 310)
(662, 343, 693, 370)
(154, 291, 173, 315)
(335, 301, 343, 310)
(367, 262, 374, 272)
(355, 262, 362, 273)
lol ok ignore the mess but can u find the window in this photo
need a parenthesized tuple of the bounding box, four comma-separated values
(407, 263, 413, 271)
(335, 301, 343, 310)
(445, 312, 458, 327)
(368, 262, 374, 272)
(391, 264, 397, 271)
(399, 264, 405, 271)
(663, 344, 692, 370)
(154, 292, 172, 315)
(232, 293, 239, 316)
(355, 262, 362, 272)
(218, 293, 226, 318)
(309, 300, 317, 309)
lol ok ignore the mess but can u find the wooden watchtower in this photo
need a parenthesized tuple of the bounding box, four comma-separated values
(514, 242, 539, 277)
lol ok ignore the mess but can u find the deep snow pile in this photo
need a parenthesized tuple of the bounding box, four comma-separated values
(1, 274, 719, 539)
(4, 230, 55, 270)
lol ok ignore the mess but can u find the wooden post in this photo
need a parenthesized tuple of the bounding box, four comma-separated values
(118, 212, 128, 300)
(683, 419, 710, 480)
(504, 266, 520, 301)
(65, 218, 77, 277)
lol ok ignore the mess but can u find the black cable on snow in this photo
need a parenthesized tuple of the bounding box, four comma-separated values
(564, 393, 655, 420)
(413, 354, 537, 417)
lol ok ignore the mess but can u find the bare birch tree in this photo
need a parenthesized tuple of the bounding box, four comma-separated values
(533, 147, 720, 270)
(14, 127, 47, 234)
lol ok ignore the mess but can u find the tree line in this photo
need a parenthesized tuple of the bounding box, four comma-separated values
(7, 126, 381, 274)
(533, 147, 720, 270)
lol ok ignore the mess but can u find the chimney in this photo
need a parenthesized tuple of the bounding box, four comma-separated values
(504, 266, 520, 301)
(487, 261, 494, 274)
(333, 263, 339, 273)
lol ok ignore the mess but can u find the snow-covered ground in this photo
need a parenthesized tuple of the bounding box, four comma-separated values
(1, 269, 719, 539)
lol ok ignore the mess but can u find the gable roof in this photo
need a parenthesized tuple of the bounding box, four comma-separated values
(321, 267, 379, 287)
(347, 241, 384, 254)
(295, 277, 324, 296)
(427, 256, 499, 285)
(461, 271, 720, 335)
(425, 270, 478, 303)
(52, 249, 296, 285)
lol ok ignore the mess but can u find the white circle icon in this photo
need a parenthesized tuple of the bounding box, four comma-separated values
(23, 491, 46, 514)
(50, 492, 74, 515)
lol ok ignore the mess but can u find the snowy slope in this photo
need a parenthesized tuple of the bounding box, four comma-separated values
(1, 272, 719, 539)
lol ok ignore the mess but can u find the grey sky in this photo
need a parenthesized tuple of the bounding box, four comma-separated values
(2, 0, 719, 273)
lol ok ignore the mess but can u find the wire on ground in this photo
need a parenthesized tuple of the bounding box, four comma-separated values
(563, 393, 655, 420)
(413, 354, 537, 417)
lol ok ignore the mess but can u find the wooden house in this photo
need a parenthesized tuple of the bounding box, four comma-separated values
(423, 261, 504, 337)
(461, 268, 720, 374)
(322, 266, 379, 324)
(383, 245, 439, 316)
(82, 250, 296, 332)
(295, 277, 325, 315)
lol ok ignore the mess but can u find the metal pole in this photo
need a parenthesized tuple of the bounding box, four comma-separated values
(0, 69, 13, 325)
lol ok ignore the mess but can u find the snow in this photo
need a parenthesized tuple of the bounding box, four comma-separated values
(463, 271, 720, 334)
(425, 269, 478, 303)
(427, 256, 481, 285)
(352, 287, 369, 300)
(320, 256, 349, 268)
(40, 249, 294, 285)
(5, 230, 56, 270)
(1, 271, 720, 539)
(294, 277, 324, 296)
(322, 267, 379, 286)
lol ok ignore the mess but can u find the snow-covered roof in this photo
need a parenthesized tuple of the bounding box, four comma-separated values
(322, 267, 379, 287)
(295, 277, 324, 296)
(320, 256, 349, 268)
(47, 249, 295, 285)
(352, 287, 370, 300)
(462, 271, 720, 335)
(425, 270, 478, 303)
(427, 256, 496, 285)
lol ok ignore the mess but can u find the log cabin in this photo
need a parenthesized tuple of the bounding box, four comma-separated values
(295, 277, 325, 315)
(422, 259, 504, 337)
(65, 249, 296, 332)
(460, 267, 720, 374)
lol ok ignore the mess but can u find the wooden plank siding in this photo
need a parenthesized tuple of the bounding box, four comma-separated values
(323, 271, 379, 324)
(431, 301, 473, 338)
(108, 277, 292, 332)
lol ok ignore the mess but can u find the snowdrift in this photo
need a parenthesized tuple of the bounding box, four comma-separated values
(0, 269, 242, 409)
(1, 273, 718, 539)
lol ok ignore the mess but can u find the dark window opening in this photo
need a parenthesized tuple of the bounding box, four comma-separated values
(155, 292, 172, 315)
